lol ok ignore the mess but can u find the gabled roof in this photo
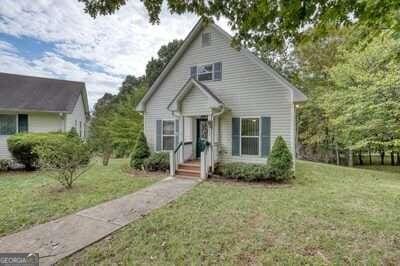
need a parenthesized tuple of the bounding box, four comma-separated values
(0, 72, 89, 114)
(167, 78, 224, 112)
(136, 19, 307, 112)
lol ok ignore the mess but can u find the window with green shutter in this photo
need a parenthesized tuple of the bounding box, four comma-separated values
(241, 118, 260, 155)
(0, 114, 17, 135)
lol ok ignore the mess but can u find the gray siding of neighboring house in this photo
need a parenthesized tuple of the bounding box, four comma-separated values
(144, 25, 294, 164)
(180, 86, 210, 116)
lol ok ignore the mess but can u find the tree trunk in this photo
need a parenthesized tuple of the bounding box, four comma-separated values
(380, 151, 385, 165)
(358, 152, 363, 165)
(369, 149, 372, 165)
(102, 149, 112, 166)
(348, 148, 353, 167)
(390, 151, 395, 166)
(397, 152, 400, 166)
(335, 143, 340, 166)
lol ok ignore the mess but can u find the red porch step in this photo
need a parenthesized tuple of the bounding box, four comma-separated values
(176, 160, 201, 178)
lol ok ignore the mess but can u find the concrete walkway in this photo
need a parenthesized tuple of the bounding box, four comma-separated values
(0, 177, 199, 265)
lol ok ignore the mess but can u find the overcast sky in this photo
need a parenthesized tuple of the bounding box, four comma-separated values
(0, 0, 231, 108)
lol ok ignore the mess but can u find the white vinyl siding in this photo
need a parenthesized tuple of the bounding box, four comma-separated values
(143, 24, 293, 163)
(65, 95, 86, 138)
(28, 113, 64, 133)
(180, 87, 210, 116)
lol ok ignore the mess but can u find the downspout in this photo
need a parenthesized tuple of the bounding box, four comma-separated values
(210, 105, 225, 172)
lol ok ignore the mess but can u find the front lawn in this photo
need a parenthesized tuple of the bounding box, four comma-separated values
(61, 161, 400, 265)
(0, 159, 162, 236)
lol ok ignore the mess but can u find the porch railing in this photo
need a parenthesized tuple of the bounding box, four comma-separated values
(170, 141, 182, 176)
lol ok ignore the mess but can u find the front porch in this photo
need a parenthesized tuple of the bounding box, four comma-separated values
(167, 78, 226, 179)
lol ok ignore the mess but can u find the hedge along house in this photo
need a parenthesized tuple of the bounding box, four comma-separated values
(0, 72, 90, 159)
(136, 20, 307, 178)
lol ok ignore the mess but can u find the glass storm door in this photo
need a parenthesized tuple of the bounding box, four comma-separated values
(196, 118, 208, 158)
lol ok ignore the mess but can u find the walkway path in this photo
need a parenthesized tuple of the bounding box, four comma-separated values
(0, 177, 200, 265)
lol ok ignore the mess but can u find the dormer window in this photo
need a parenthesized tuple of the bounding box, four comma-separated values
(198, 64, 213, 81)
(190, 62, 222, 81)
(202, 32, 211, 47)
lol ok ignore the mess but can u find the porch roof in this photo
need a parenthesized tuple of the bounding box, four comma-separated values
(167, 78, 224, 113)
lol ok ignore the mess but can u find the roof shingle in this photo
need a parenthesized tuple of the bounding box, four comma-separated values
(0, 72, 86, 113)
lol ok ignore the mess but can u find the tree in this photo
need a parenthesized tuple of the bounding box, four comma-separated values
(88, 93, 115, 165)
(130, 131, 150, 169)
(267, 136, 293, 181)
(145, 39, 183, 86)
(79, 0, 400, 52)
(325, 32, 400, 165)
(88, 39, 182, 162)
(35, 133, 91, 189)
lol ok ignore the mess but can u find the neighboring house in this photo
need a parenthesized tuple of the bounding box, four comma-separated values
(0, 72, 89, 159)
(136, 19, 307, 178)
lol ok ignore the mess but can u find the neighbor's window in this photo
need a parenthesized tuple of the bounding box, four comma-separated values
(198, 64, 213, 81)
(241, 118, 259, 155)
(162, 120, 175, 151)
(202, 32, 211, 47)
(0, 114, 16, 135)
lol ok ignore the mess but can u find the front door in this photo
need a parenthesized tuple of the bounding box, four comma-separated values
(196, 118, 208, 158)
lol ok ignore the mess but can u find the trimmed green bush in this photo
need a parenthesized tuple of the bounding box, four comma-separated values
(34, 134, 91, 189)
(0, 159, 12, 171)
(130, 131, 150, 170)
(143, 152, 169, 172)
(215, 162, 270, 182)
(267, 136, 293, 181)
(7, 133, 67, 170)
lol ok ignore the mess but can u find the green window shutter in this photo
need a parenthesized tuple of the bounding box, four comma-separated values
(18, 114, 28, 133)
(213, 62, 222, 80)
(175, 119, 179, 148)
(261, 117, 271, 157)
(232, 117, 240, 156)
(156, 120, 162, 151)
(190, 66, 197, 79)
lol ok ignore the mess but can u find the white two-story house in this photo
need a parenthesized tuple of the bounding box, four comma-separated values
(136, 19, 307, 178)
(0, 72, 89, 159)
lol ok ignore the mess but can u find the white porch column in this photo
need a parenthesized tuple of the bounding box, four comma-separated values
(208, 114, 214, 172)
(179, 116, 185, 163)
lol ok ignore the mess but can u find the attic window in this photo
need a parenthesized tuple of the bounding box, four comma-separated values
(202, 32, 211, 47)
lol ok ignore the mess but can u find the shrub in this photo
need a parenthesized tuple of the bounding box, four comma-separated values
(7, 133, 67, 170)
(0, 159, 12, 171)
(130, 131, 150, 170)
(143, 152, 169, 172)
(215, 162, 269, 182)
(267, 136, 293, 181)
(34, 134, 91, 189)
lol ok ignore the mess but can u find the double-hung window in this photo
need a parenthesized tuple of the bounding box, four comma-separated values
(191, 62, 222, 81)
(197, 64, 213, 81)
(0, 115, 17, 135)
(241, 118, 260, 155)
(162, 120, 175, 151)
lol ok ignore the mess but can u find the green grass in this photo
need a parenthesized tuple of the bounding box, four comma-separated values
(61, 161, 400, 265)
(0, 159, 162, 236)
